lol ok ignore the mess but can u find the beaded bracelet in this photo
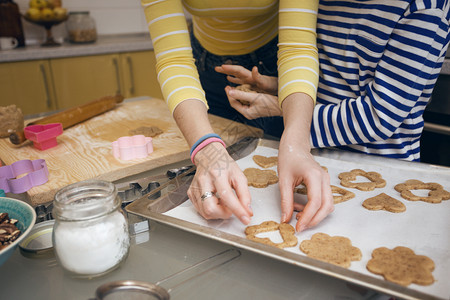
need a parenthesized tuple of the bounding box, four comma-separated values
(190, 137, 226, 164)
(189, 133, 222, 157)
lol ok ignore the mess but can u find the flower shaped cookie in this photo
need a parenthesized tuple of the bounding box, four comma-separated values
(299, 233, 362, 268)
(338, 169, 386, 191)
(367, 246, 435, 286)
(394, 179, 450, 203)
(295, 185, 355, 204)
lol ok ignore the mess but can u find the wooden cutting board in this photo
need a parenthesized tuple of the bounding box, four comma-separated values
(0, 98, 263, 206)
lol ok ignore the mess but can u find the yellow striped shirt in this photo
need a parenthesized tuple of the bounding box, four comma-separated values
(141, 0, 318, 113)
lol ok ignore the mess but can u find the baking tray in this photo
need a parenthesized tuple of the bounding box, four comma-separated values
(126, 138, 450, 300)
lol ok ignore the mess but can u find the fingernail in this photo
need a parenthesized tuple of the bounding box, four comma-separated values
(247, 204, 253, 215)
(298, 224, 306, 232)
(242, 215, 250, 225)
(228, 89, 235, 96)
(281, 213, 287, 223)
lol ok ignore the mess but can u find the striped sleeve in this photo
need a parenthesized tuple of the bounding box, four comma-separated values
(141, 0, 207, 113)
(277, 0, 319, 106)
(311, 4, 450, 160)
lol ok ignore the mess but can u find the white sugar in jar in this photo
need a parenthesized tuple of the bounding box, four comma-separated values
(52, 180, 130, 278)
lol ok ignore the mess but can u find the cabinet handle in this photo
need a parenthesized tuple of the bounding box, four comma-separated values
(112, 57, 121, 95)
(126, 56, 135, 95)
(40, 64, 52, 109)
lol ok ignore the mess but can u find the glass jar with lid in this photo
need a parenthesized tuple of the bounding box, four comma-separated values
(52, 179, 130, 278)
(66, 11, 97, 43)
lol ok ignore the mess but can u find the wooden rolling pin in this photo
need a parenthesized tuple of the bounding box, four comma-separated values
(10, 94, 124, 145)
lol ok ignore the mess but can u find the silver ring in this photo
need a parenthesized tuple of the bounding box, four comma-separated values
(201, 191, 214, 201)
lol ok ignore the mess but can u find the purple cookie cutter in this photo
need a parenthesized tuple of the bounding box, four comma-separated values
(112, 135, 153, 161)
(24, 123, 63, 150)
(0, 159, 49, 194)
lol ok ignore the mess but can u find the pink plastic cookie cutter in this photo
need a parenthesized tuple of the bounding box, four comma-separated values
(24, 123, 63, 150)
(0, 159, 49, 194)
(112, 135, 153, 161)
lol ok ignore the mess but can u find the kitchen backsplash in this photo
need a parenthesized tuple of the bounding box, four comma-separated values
(15, 0, 150, 44)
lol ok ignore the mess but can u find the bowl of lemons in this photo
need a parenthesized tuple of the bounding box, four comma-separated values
(23, 0, 68, 46)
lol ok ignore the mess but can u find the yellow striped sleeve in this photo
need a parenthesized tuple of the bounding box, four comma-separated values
(278, 0, 319, 106)
(141, 0, 207, 113)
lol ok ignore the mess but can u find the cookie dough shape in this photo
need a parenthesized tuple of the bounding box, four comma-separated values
(338, 169, 386, 191)
(245, 221, 298, 249)
(299, 233, 362, 268)
(129, 126, 163, 137)
(363, 193, 406, 213)
(252, 155, 278, 168)
(366, 246, 435, 286)
(0, 105, 24, 138)
(244, 168, 278, 188)
(394, 179, 450, 203)
(294, 185, 355, 204)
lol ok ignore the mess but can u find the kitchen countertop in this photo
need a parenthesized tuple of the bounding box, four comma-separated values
(5, 145, 448, 299)
(0, 33, 154, 63)
(2, 33, 450, 76)
(0, 219, 387, 300)
(0, 156, 390, 300)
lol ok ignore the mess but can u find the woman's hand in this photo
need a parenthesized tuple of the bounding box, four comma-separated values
(225, 86, 282, 119)
(279, 95, 334, 232)
(188, 142, 253, 224)
(173, 100, 253, 225)
(215, 65, 278, 95)
(278, 134, 334, 232)
(216, 64, 282, 119)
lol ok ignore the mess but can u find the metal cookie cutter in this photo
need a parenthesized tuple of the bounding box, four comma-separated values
(24, 123, 63, 150)
(0, 159, 49, 194)
(115, 165, 195, 236)
(112, 135, 153, 161)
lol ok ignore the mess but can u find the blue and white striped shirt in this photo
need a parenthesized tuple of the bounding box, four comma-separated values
(311, 0, 450, 161)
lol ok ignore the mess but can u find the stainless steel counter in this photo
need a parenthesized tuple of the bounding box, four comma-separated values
(0, 220, 387, 299)
(0, 154, 392, 300)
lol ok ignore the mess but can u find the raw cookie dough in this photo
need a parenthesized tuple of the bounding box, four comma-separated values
(338, 169, 386, 191)
(362, 193, 406, 213)
(394, 179, 450, 203)
(366, 246, 435, 286)
(299, 233, 362, 268)
(0, 105, 24, 138)
(245, 221, 298, 249)
(129, 126, 163, 137)
(294, 185, 355, 204)
(244, 168, 278, 188)
(252, 155, 277, 168)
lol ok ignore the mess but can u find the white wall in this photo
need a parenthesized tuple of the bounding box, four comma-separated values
(15, 0, 149, 44)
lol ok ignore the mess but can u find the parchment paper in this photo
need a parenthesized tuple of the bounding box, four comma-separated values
(164, 146, 450, 299)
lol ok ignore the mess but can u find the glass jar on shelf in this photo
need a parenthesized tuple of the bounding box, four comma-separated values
(52, 179, 130, 279)
(66, 11, 97, 43)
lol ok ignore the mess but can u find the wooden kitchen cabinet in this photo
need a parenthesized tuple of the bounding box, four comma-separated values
(0, 60, 57, 115)
(1, 50, 163, 115)
(50, 54, 124, 109)
(50, 50, 163, 110)
(120, 51, 163, 100)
